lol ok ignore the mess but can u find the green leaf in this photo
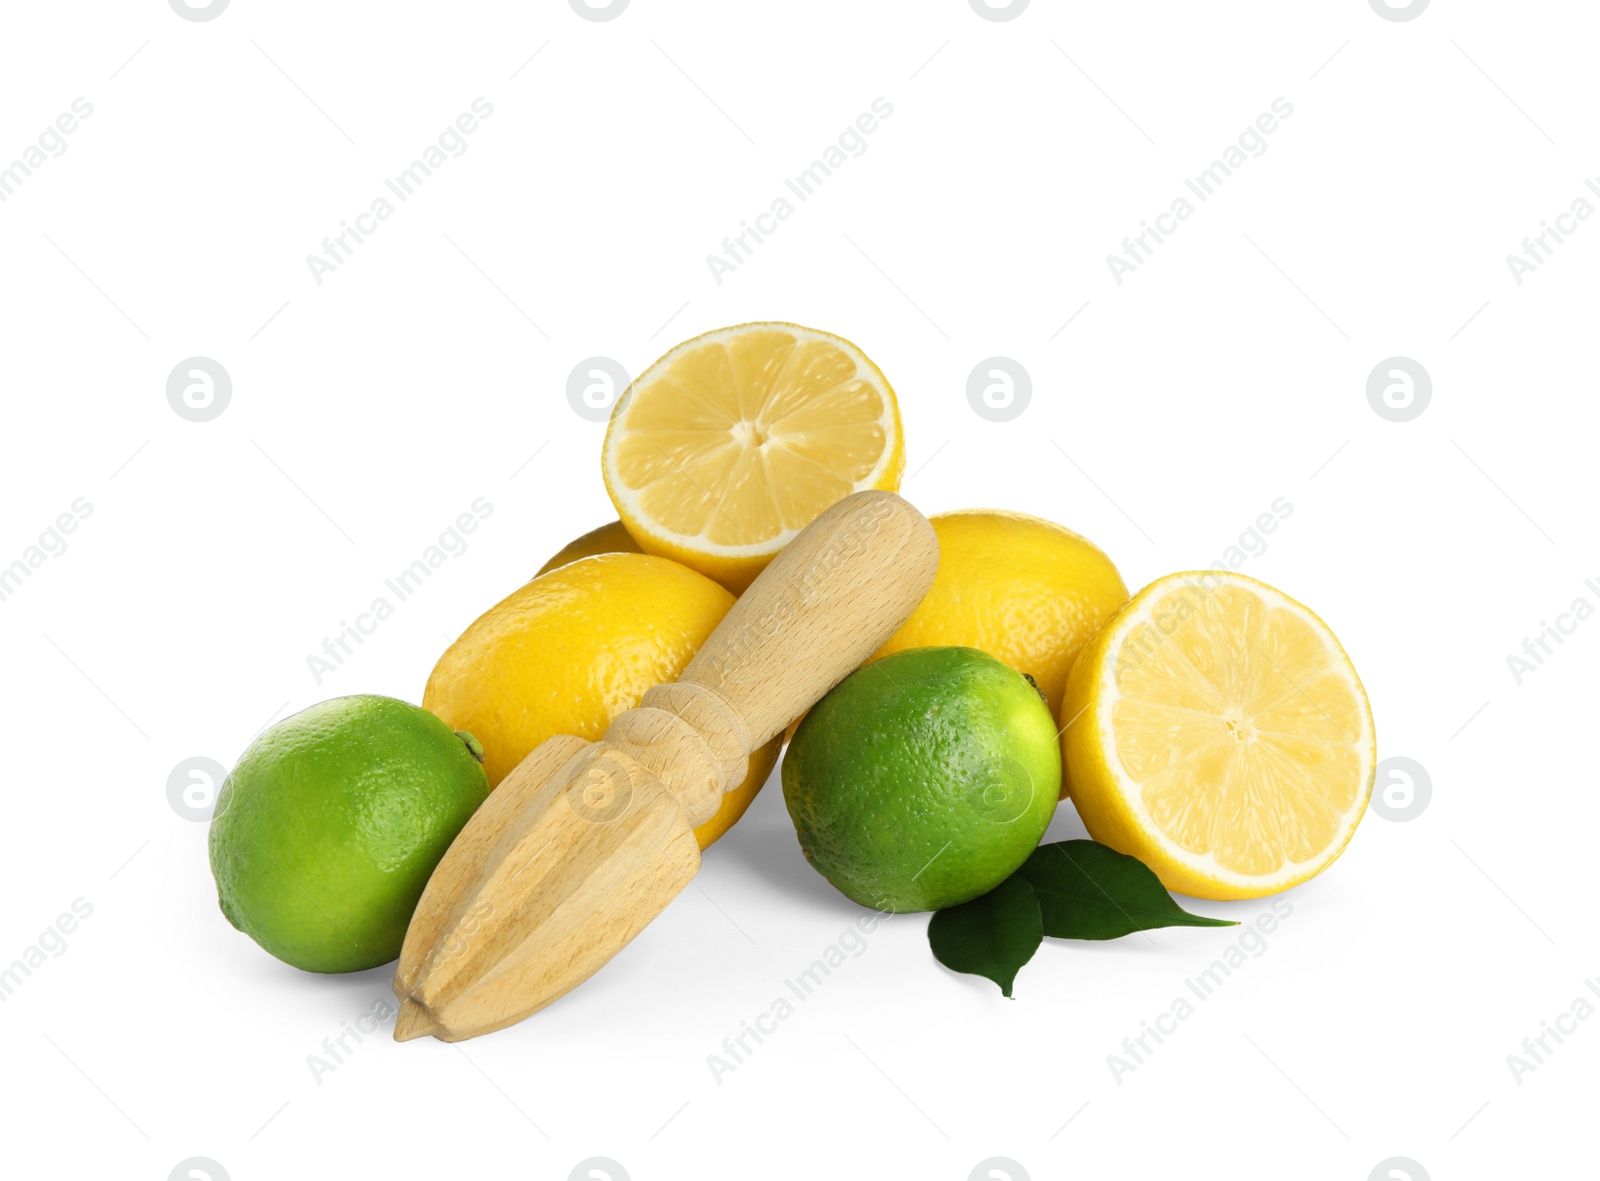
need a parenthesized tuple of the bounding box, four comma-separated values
(1015, 840, 1237, 940)
(927, 876, 1043, 997)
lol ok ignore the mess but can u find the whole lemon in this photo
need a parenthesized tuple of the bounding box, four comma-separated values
(423, 553, 778, 849)
(535, 520, 642, 578)
(873, 510, 1127, 784)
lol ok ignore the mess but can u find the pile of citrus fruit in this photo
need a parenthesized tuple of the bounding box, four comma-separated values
(208, 322, 1375, 989)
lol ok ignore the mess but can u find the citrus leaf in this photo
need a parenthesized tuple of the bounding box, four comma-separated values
(1015, 841, 1236, 939)
(927, 876, 1043, 997)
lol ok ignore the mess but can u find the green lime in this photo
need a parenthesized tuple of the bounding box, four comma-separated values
(208, 695, 489, 973)
(783, 646, 1061, 912)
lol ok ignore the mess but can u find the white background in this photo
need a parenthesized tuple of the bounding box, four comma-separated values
(1, 1, 1594, 1178)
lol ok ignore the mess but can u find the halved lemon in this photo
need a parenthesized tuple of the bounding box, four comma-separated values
(601, 323, 904, 592)
(1060, 571, 1375, 900)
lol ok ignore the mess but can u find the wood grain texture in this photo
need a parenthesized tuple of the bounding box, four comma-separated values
(682, 490, 941, 745)
(394, 491, 939, 1041)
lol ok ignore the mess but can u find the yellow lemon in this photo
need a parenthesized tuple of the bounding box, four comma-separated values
(1060, 571, 1375, 900)
(535, 520, 642, 578)
(871, 510, 1127, 751)
(423, 553, 779, 850)
(602, 322, 904, 593)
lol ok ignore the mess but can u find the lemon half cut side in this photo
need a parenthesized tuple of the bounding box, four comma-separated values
(1061, 571, 1376, 900)
(601, 322, 904, 592)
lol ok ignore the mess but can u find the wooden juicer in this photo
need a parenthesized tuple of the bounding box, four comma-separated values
(393, 490, 938, 1041)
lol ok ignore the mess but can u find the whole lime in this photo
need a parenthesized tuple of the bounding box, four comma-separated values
(208, 695, 489, 973)
(783, 646, 1061, 912)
